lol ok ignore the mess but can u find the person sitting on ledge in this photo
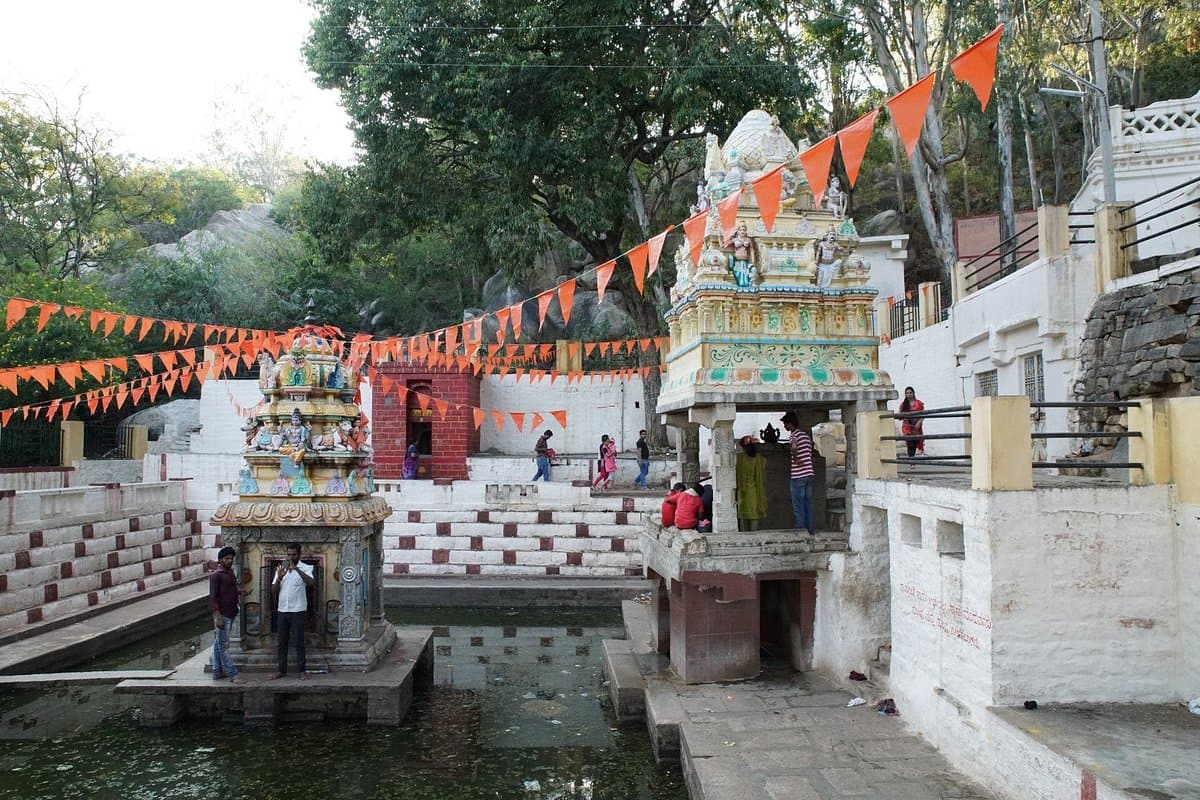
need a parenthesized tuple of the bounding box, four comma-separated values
(661, 482, 684, 527)
(672, 483, 705, 530)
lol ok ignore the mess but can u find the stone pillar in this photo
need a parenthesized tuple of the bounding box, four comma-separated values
(970, 396, 1032, 491)
(59, 420, 84, 466)
(855, 410, 898, 480)
(663, 412, 700, 487)
(951, 260, 968, 302)
(555, 339, 582, 373)
(1037, 204, 1070, 260)
(688, 404, 737, 533)
(1127, 397, 1171, 487)
(338, 528, 365, 642)
(370, 522, 385, 623)
(1094, 202, 1134, 290)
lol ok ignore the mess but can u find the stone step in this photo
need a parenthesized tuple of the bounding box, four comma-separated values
(0, 669, 174, 688)
(602, 639, 646, 722)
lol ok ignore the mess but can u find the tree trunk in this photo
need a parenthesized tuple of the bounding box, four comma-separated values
(1018, 94, 1042, 206)
(1038, 92, 1065, 204)
(996, 1, 1015, 269)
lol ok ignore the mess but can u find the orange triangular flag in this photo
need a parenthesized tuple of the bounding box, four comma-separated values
(584, 342, 597, 357)
(510, 412, 525, 432)
(433, 398, 450, 419)
(134, 354, 155, 373)
(0, 409, 12, 427)
(536, 291, 554, 331)
(471, 408, 485, 429)
(495, 307, 511, 342)
(751, 168, 783, 233)
(160, 351, 177, 372)
(101, 312, 120, 337)
(5, 298, 35, 330)
(444, 326, 458, 356)
(550, 410, 567, 428)
(63, 306, 83, 320)
(887, 72, 938, 157)
(416, 392, 431, 411)
(180, 371, 194, 392)
(121, 315, 137, 336)
(567, 341, 580, 365)
(798, 135, 837, 205)
(558, 280, 576, 326)
(131, 387, 145, 405)
(36, 303, 60, 333)
(682, 210, 708, 268)
(138, 317, 154, 341)
(0, 372, 16, 394)
(81, 360, 106, 382)
(147, 383, 160, 402)
(57, 362, 82, 389)
(490, 409, 505, 431)
(950, 25, 1004, 111)
(836, 109, 880, 188)
(627, 242, 649, 295)
(163, 375, 178, 396)
(530, 412, 544, 431)
(717, 188, 742, 244)
(646, 227, 671, 281)
(598, 341, 610, 356)
(595, 260, 615, 305)
(30, 365, 55, 390)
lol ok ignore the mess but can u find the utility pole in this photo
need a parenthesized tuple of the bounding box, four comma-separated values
(1090, 0, 1117, 203)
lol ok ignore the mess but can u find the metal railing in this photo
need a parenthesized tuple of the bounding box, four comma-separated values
(1067, 210, 1095, 245)
(960, 219, 1041, 294)
(1120, 175, 1200, 272)
(873, 399, 1145, 474)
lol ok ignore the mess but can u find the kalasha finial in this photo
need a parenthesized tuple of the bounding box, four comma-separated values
(303, 295, 318, 326)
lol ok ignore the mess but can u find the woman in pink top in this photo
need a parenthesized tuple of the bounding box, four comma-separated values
(592, 434, 618, 491)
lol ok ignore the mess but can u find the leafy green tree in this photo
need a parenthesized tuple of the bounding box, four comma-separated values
(305, 0, 816, 435)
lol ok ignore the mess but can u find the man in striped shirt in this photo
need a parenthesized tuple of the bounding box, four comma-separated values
(781, 411, 814, 535)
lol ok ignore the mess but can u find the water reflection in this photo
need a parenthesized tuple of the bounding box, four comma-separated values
(0, 608, 683, 800)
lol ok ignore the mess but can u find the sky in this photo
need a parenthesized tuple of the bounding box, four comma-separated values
(0, 0, 356, 165)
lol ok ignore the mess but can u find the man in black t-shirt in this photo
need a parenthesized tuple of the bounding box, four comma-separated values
(634, 429, 650, 488)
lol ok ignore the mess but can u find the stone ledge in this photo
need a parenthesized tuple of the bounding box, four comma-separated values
(211, 496, 392, 526)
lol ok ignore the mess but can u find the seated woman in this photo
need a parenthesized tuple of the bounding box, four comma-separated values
(673, 485, 705, 530)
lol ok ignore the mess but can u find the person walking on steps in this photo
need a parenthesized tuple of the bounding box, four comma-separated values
(634, 429, 650, 489)
(781, 411, 815, 535)
(209, 546, 246, 684)
(592, 434, 617, 491)
(271, 542, 314, 680)
(899, 386, 926, 460)
(532, 430, 553, 482)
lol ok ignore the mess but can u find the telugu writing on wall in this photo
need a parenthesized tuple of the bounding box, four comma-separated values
(900, 582, 992, 651)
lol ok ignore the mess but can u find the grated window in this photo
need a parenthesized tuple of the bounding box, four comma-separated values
(1022, 353, 1044, 403)
(975, 370, 998, 398)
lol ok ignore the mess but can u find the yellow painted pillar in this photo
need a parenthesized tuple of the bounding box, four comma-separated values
(125, 425, 149, 460)
(1094, 203, 1134, 290)
(555, 340, 582, 373)
(951, 260, 967, 302)
(1037, 204, 1070, 261)
(970, 396, 1032, 491)
(855, 411, 898, 480)
(1166, 397, 1200, 504)
(59, 420, 84, 466)
(917, 282, 941, 328)
(1126, 398, 1171, 487)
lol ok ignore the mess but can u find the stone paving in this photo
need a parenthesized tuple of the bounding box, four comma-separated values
(664, 668, 997, 800)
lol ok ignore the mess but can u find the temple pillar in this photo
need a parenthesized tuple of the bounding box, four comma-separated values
(664, 412, 701, 486)
(689, 403, 737, 533)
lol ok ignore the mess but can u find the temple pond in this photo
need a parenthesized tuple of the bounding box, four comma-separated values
(0, 607, 684, 800)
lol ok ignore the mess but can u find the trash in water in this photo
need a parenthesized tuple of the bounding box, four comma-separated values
(875, 698, 899, 716)
(522, 692, 537, 700)
(195, 747, 216, 753)
(549, 719, 563, 725)
(848, 670, 867, 681)
(523, 780, 541, 791)
(847, 697, 867, 707)
(1188, 698, 1200, 716)
(1023, 700, 1038, 711)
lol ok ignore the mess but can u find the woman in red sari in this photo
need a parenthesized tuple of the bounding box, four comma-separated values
(900, 386, 925, 457)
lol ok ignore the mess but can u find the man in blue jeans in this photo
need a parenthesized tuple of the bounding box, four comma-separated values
(532, 430, 553, 481)
(634, 429, 650, 489)
(209, 546, 246, 684)
(781, 411, 814, 535)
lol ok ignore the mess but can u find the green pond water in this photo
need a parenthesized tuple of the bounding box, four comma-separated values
(0, 607, 684, 800)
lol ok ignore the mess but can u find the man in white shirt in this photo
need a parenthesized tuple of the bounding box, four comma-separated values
(271, 542, 314, 680)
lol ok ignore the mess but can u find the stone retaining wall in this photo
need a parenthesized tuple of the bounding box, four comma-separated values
(0, 482, 205, 633)
(1073, 263, 1200, 435)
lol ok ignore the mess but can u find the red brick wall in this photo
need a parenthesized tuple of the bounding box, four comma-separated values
(373, 363, 481, 480)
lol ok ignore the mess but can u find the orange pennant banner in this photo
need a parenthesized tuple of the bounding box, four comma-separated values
(751, 168, 783, 233)
(798, 135, 837, 205)
(558, 280, 577, 326)
(717, 188, 742, 244)
(682, 211, 707, 268)
(836, 108, 880, 188)
(626, 242, 649, 295)
(887, 72, 938, 157)
(646, 227, 672, 281)
(6, 298, 35, 330)
(595, 260, 615, 305)
(550, 410, 567, 428)
(536, 291, 554, 331)
(950, 25, 1004, 111)
(472, 408, 485, 429)
(36, 303, 60, 333)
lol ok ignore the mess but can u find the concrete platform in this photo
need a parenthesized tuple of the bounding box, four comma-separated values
(993, 703, 1200, 799)
(384, 576, 654, 607)
(0, 670, 173, 688)
(602, 600, 667, 724)
(115, 626, 434, 727)
(0, 581, 208, 675)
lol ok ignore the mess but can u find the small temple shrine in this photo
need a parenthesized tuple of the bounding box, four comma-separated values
(211, 314, 395, 672)
(644, 109, 896, 682)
